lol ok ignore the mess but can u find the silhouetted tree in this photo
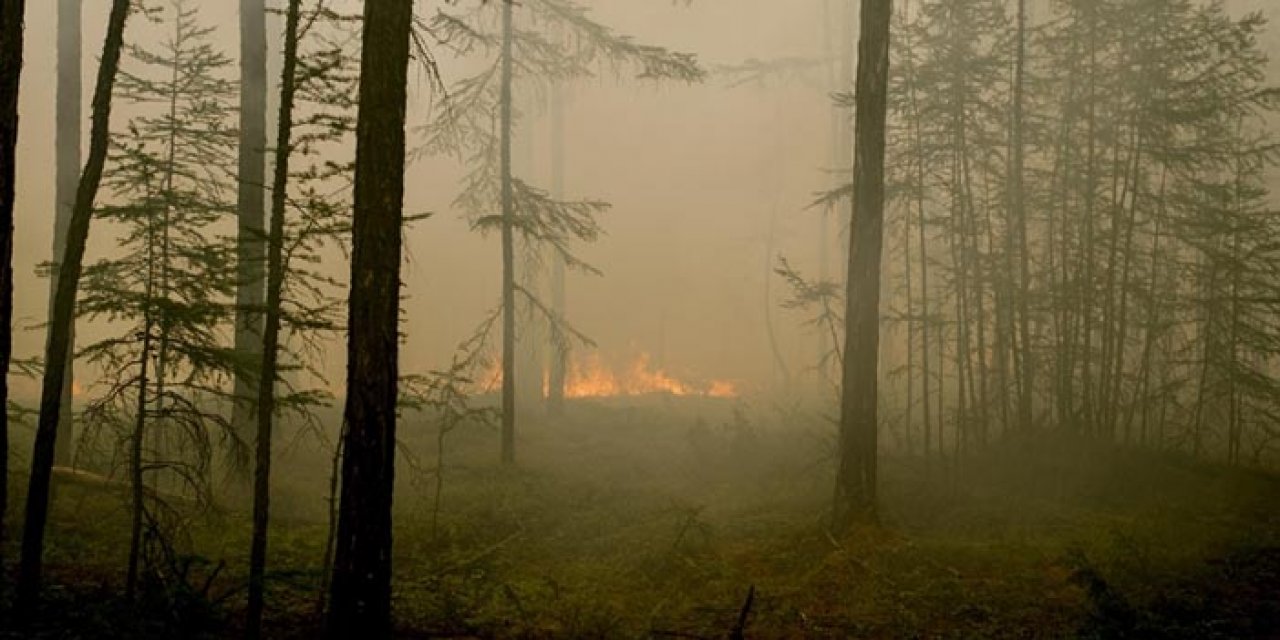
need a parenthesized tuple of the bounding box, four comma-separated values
(233, 0, 267, 446)
(420, 0, 701, 464)
(70, 0, 239, 599)
(52, 0, 79, 467)
(18, 0, 131, 611)
(326, 0, 413, 635)
(834, 0, 891, 529)
(246, 0, 301, 634)
(0, 0, 25, 572)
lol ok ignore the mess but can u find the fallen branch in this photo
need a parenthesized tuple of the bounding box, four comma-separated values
(730, 585, 755, 640)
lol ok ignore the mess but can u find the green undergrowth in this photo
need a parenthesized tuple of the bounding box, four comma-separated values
(2, 402, 1278, 638)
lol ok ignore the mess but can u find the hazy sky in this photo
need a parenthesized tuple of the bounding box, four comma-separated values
(8, 0, 1278, 401)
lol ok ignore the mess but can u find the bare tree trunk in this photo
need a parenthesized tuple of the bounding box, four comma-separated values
(1108, 135, 1142, 440)
(546, 75, 567, 416)
(903, 196, 914, 454)
(246, 0, 301, 636)
(234, 0, 268, 444)
(52, 0, 79, 467)
(125, 320, 152, 600)
(326, 0, 412, 635)
(18, 0, 130, 611)
(899, 5, 932, 460)
(819, 0, 852, 384)
(1130, 207, 1163, 444)
(315, 424, 343, 617)
(1011, 0, 1033, 430)
(500, 0, 517, 465)
(1079, 9, 1100, 434)
(0, 0, 25, 575)
(833, 0, 891, 531)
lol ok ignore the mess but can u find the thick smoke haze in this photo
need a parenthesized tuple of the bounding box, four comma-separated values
(5, 1, 1280, 638)
(9, 0, 1279, 401)
(10, 1, 850, 401)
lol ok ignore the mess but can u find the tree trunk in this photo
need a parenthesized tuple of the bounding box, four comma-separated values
(326, 0, 412, 636)
(833, 0, 891, 531)
(246, 0, 301, 636)
(500, 0, 516, 465)
(900, 7, 932, 460)
(1011, 0, 1033, 430)
(1079, 8, 1100, 434)
(902, 182, 914, 454)
(125, 319, 152, 600)
(18, 0, 130, 610)
(546, 74, 567, 416)
(52, 0, 79, 467)
(234, 0, 268, 445)
(0, 0, 25, 573)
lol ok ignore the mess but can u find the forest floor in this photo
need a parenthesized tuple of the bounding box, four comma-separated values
(2, 397, 1279, 638)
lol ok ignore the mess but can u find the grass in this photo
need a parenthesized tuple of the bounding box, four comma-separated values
(2, 397, 1278, 638)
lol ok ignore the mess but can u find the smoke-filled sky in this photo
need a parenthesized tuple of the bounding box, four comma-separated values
(9, 0, 1279, 400)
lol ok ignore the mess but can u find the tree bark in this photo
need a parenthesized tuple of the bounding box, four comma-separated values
(546, 73, 567, 416)
(500, 0, 516, 465)
(834, 0, 891, 531)
(52, 0, 79, 467)
(0, 0, 26, 573)
(124, 317, 152, 600)
(234, 0, 268, 445)
(246, 0, 301, 636)
(326, 0, 412, 636)
(18, 0, 130, 610)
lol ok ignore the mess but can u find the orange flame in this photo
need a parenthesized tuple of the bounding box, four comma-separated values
(476, 352, 738, 398)
(560, 352, 737, 399)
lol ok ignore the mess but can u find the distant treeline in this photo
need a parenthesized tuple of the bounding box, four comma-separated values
(864, 0, 1280, 465)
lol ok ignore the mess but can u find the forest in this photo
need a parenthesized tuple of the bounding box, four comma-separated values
(0, 0, 1279, 637)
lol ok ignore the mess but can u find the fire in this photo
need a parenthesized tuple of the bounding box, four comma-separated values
(474, 352, 738, 398)
(560, 352, 737, 399)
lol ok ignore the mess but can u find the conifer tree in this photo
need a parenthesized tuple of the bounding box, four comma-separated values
(420, 0, 702, 464)
(69, 0, 240, 598)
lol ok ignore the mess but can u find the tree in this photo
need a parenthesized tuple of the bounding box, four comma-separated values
(834, 0, 891, 530)
(326, 0, 413, 635)
(18, 0, 131, 610)
(1010, 0, 1032, 431)
(0, 0, 25, 571)
(499, 0, 516, 464)
(71, 0, 239, 599)
(246, 0, 302, 635)
(52, 0, 79, 467)
(233, 0, 267, 447)
(545, 76, 568, 416)
(420, 0, 700, 465)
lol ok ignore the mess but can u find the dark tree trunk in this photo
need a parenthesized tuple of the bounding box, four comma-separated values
(17, 0, 130, 611)
(326, 0, 412, 636)
(834, 0, 891, 530)
(499, 0, 517, 465)
(234, 0, 268, 443)
(124, 319, 152, 600)
(52, 0, 79, 467)
(246, 0, 301, 636)
(0, 0, 25, 572)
